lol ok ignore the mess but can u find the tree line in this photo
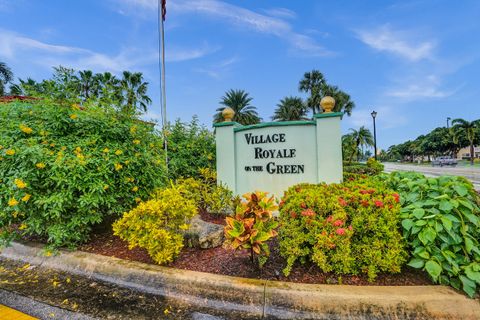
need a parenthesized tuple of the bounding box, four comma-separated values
(213, 70, 355, 124)
(381, 119, 480, 165)
(1, 63, 151, 116)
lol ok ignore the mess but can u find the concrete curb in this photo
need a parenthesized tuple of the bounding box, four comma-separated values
(1, 242, 479, 319)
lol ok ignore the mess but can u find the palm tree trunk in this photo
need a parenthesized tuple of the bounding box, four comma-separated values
(470, 142, 474, 165)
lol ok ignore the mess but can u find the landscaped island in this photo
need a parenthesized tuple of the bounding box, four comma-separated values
(1, 100, 479, 300)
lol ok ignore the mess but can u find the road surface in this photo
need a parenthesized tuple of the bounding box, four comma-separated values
(383, 162, 480, 190)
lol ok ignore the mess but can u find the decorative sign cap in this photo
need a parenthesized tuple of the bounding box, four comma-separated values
(222, 107, 235, 122)
(320, 96, 335, 113)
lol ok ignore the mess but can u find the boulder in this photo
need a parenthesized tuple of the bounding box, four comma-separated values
(184, 215, 224, 249)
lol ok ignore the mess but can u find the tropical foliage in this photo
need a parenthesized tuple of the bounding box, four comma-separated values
(451, 119, 480, 165)
(298, 69, 355, 116)
(214, 89, 261, 125)
(271, 96, 308, 121)
(0, 62, 14, 96)
(224, 191, 278, 267)
(342, 126, 374, 162)
(383, 172, 480, 297)
(279, 178, 406, 280)
(0, 100, 166, 249)
(8, 66, 152, 115)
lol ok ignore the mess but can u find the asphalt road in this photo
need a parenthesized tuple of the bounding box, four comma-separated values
(383, 162, 480, 190)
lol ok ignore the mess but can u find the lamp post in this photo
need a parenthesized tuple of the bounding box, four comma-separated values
(447, 117, 451, 129)
(371, 111, 377, 160)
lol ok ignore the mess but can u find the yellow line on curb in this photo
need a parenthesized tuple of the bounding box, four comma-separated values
(0, 304, 37, 320)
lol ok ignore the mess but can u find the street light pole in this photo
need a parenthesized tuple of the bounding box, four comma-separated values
(371, 111, 377, 161)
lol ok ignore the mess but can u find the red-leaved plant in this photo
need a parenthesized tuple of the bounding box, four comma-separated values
(223, 191, 278, 267)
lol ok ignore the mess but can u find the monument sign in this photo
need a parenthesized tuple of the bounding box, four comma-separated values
(214, 97, 343, 200)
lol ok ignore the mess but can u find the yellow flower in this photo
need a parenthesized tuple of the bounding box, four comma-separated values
(103, 185, 109, 190)
(71, 104, 81, 110)
(131, 186, 138, 192)
(102, 148, 110, 153)
(6, 149, 15, 156)
(133, 139, 140, 145)
(36, 162, 46, 169)
(18, 223, 27, 230)
(8, 198, 18, 207)
(125, 160, 130, 165)
(75, 147, 82, 154)
(70, 114, 78, 120)
(0, 145, 3, 150)
(135, 197, 141, 203)
(22, 194, 31, 202)
(130, 126, 137, 134)
(19, 124, 33, 134)
(15, 179, 27, 189)
(50, 143, 55, 147)
(60, 146, 66, 151)
(114, 163, 123, 171)
(115, 149, 123, 156)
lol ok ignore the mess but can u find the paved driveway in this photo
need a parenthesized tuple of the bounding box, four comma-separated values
(383, 162, 480, 190)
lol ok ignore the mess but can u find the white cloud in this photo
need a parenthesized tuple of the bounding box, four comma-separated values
(116, 0, 331, 57)
(0, 29, 216, 74)
(386, 75, 456, 100)
(167, 43, 220, 62)
(355, 25, 435, 61)
(262, 7, 297, 19)
(194, 55, 239, 79)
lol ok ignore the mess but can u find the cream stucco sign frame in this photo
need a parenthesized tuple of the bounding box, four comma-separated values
(214, 105, 343, 200)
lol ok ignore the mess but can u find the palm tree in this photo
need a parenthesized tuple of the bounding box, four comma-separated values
(323, 84, 355, 116)
(214, 89, 261, 125)
(78, 70, 98, 101)
(96, 72, 120, 106)
(342, 133, 356, 162)
(119, 71, 152, 114)
(451, 118, 480, 165)
(0, 62, 14, 96)
(348, 126, 374, 162)
(298, 70, 326, 114)
(271, 96, 308, 121)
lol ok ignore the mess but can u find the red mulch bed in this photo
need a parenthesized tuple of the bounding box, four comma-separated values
(79, 214, 432, 286)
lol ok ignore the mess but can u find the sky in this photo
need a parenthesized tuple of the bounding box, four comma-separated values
(1, 0, 479, 149)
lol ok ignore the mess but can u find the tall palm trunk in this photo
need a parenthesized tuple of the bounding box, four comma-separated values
(470, 142, 475, 165)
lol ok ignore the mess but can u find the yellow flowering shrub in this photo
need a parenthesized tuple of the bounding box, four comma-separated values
(0, 100, 166, 248)
(113, 185, 196, 264)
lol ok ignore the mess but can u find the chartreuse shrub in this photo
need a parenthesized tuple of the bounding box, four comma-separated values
(0, 100, 166, 248)
(174, 168, 233, 215)
(224, 191, 278, 267)
(113, 184, 196, 264)
(383, 171, 480, 297)
(367, 157, 384, 173)
(279, 179, 406, 280)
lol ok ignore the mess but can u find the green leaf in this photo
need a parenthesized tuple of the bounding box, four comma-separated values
(408, 258, 425, 269)
(453, 185, 468, 196)
(459, 275, 477, 298)
(402, 219, 414, 231)
(413, 208, 425, 219)
(415, 220, 427, 227)
(440, 217, 453, 231)
(439, 200, 453, 212)
(425, 260, 442, 279)
(465, 268, 480, 284)
(464, 237, 475, 254)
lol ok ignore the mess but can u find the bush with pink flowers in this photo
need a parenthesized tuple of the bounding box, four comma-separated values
(278, 178, 407, 280)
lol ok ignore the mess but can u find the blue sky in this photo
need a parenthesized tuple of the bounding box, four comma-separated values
(1, 0, 479, 149)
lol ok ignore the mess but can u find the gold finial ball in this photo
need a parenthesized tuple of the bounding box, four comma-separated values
(320, 96, 335, 113)
(222, 107, 235, 122)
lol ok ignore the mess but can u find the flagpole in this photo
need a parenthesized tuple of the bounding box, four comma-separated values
(159, 0, 168, 174)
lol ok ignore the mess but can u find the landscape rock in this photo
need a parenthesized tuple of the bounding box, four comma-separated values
(184, 215, 224, 249)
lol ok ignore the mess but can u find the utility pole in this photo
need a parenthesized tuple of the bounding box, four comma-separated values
(371, 110, 378, 161)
